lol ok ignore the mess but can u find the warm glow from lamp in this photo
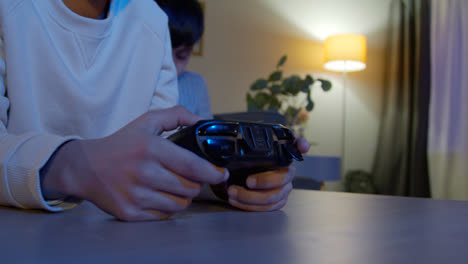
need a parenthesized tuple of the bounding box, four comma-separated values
(324, 34, 367, 72)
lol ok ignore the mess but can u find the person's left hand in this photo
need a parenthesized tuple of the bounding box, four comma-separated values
(227, 138, 310, 211)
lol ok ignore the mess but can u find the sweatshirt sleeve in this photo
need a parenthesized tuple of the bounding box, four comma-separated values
(149, 26, 178, 111)
(0, 25, 79, 212)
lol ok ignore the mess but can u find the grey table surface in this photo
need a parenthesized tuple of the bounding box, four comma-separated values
(1, 190, 468, 264)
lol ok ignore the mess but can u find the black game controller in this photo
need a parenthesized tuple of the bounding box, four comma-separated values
(168, 120, 303, 189)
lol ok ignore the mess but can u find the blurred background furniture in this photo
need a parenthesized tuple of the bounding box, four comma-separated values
(293, 155, 340, 190)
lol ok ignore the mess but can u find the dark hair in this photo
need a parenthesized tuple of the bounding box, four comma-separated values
(155, 0, 204, 48)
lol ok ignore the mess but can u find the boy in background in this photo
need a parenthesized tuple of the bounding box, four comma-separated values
(156, 0, 212, 119)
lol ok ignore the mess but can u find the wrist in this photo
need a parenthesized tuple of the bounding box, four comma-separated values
(40, 140, 85, 200)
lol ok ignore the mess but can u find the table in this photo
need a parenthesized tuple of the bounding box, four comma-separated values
(1, 190, 468, 264)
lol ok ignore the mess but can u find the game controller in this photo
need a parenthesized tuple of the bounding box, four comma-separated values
(168, 120, 303, 189)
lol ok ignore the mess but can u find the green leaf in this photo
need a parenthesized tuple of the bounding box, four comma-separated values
(269, 84, 282, 95)
(246, 93, 253, 101)
(247, 92, 273, 111)
(306, 99, 315, 111)
(250, 79, 268, 91)
(277, 55, 287, 68)
(253, 92, 271, 109)
(285, 106, 299, 123)
(305, 75, 314, 87)
(282, 76, 301, 95)
(247, 93, 259, 111)
(268, 71, 282, 82)
(267, 97, 281, 111)
(299, 80, 309, 93)
(318, 79, 332, 91)
(268, 105, 279, 111)
(248, 102, 260, 111)
(282, 78, 292, 93)
(291, 80, 301, 95)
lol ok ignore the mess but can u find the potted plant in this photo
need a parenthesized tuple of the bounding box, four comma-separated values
(246, 55, 332, 136)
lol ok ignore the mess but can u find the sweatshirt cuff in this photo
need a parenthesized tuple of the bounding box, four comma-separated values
(6, 133, 81, 212)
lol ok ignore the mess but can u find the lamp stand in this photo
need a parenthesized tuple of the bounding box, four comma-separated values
(341, 67, 348, 179)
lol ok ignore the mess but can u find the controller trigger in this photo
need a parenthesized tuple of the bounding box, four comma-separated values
(283, 143, 304, 161)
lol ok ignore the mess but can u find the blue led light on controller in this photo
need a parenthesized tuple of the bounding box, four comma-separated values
(206, 124, 221, 133)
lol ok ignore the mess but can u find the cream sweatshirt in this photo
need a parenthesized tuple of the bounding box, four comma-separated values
(0, 0, 178, 211)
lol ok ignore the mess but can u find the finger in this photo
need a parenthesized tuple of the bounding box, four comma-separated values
(134, 161, 202, 198)
(138, 210, 174, 221)
(229, 196, 289, 212)
(246, 167, 295, 189)
(145, 105, 202, 135)
(295, 137, 310, 153)
(150, 137, 229, 185)
(127, 186, 192, 213)
(212, 165, 227, 174)
(227, 182, 293, 206)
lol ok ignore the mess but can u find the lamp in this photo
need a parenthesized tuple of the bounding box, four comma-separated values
(324, 34, 367, 72)
(323, 34, 367, 177)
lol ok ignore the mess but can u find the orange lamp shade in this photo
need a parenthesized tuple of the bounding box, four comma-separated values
(324, 34, 367, 72)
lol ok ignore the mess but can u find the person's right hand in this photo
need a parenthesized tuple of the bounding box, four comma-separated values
(41, 106, 228, 221)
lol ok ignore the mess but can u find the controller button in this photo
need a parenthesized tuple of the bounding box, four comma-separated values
(198, 124, 238, 136)
(254, 140, 269, 150)
(202, 139, 236, 158)
(238, 140, 251, 155)
(253, 127, 269, 142)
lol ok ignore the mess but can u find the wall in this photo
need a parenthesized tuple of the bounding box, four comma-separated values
(187, 0, 392, 191)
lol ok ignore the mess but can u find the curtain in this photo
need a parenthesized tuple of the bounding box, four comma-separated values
(428, 0, 468, 200)
(372, 0, 431, 197)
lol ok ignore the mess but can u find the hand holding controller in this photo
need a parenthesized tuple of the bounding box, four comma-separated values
(168, 120, 304, 192)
